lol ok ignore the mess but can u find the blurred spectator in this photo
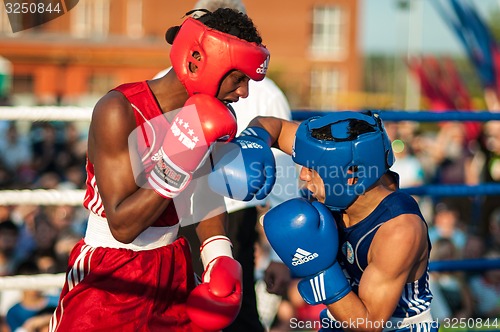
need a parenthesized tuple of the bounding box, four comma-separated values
(481, 121, 500, 183)
(53, 230, 80, 273)
(0, 206, 11, 224)
(31, 123, 66, 179)
(431, 122, 478, 223)
(429, 238, 474, 319)
(478, 121, 500, 236)
(469, 250, 500, 318)
(462, 233, 487, 282)
(428, 203, 467, 251)
(5, 260, 58, 332)
(487, 208, 500, 252)
(409, 131, 438, 184)
(60, 165, 86, 189)
(0, 160, 15, 189)
(0, 220, 20, 276)
(390, 138, 425, 188)
(44, 206, 76, 235)
(385, 121, 433, 220)
(0, 122, 34, 186)
(26, 205, 82, 262)
(30, 212, 57, 256)
(16, 308, 53, 332)
(60, 123, 86, 165)
(10, 205, 40, 267)
(432, 122, 477, 185)
(31, 172, 61, 190)
(462, 233, 486, 260)
(32, 250, 58, 275)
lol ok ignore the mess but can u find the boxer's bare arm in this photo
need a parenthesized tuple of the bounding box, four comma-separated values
(326, 214, 428, 329)
(88, 91, 170, 243)
(247, 116, 298, 155)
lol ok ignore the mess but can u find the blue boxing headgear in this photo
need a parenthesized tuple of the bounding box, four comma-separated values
(292, 111, 395, 211)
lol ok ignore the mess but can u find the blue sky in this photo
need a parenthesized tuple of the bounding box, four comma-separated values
(360, 0, 500, 55)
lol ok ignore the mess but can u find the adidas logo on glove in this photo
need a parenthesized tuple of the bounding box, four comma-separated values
(237, 140, 263, 149)
(292, 248, 319, 266)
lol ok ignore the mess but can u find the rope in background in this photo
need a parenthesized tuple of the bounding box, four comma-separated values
(2, 185, 500, 206)
(1, 106, 500, 122)
(0, 189, 85, 206)
(0, 273, 65, 290)
(429, 258, 500, 272)
(0, 106, 92, 121)
(292, 110, 500, 122)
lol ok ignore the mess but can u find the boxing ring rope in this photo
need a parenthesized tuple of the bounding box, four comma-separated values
(0, 106, 92, 121)
(292, 110, 500, 122)
(2, 106, 500, 122)
(429, 258, 500, 272)
(0, 107, 499, 290)
(1, 185, 499, 206)
(401, 183, 500, 197)
(0, 273, 65, 291)
(0, 189, 85, 206)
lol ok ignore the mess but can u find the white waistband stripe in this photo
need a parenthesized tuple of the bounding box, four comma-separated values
(84, 213, 179, 251)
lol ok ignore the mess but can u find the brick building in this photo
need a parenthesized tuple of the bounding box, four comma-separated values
(0, 0, 361, 109)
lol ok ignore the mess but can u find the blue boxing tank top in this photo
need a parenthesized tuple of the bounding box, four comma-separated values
(337, 191, 433, 318)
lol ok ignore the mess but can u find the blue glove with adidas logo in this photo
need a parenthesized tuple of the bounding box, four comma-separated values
(263, 198, 351, 305)
(208, 127, 276, 201)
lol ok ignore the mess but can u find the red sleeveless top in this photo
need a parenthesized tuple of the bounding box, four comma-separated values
(83, 81, 180, 226)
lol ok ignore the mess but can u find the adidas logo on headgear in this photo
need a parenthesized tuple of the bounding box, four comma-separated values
(292, 248, 319, 266)
(256, 56, 269, 75)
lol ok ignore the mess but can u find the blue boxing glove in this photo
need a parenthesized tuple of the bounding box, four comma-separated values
(263, 198, 351, 305)
(208, 127, 276, 201)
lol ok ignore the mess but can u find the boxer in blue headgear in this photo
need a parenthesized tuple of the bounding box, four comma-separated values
(292, 111, 395, 211)
(214, 111, 438, 331)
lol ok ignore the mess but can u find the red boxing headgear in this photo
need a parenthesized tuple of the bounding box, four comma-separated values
(169, 18, 270, 96)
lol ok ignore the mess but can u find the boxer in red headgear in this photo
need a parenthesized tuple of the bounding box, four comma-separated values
(166, 9, 270, 97)
(49, 8, 268, 332)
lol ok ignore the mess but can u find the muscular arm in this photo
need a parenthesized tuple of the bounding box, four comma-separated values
(88, 91, 171, 243)
(196, 212, 228, 244)
(247, 116, 299, 155)
(327, 214, 429, 331)
(192, 160, 230, 245)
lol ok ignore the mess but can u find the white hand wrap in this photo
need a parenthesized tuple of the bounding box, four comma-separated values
(200, 235, 233, 282)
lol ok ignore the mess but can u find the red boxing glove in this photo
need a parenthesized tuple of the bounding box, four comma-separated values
(148, 94, 237, 198)
(187, 236, 242, 331)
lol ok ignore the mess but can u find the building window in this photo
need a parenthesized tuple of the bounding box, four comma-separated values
(127, 0, 143, 38)
(310, 5, 347, 59)
(71, 0, 110, 38)
(310, 68, 343, 109)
